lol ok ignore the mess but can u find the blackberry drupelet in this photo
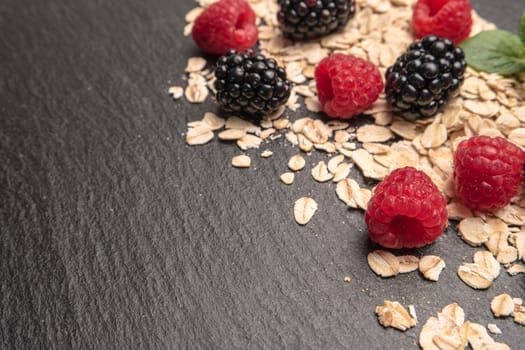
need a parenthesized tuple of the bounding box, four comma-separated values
(385, 35, 467, 121)
(277, 0, 356, 41)
(214, 50, 291, 119)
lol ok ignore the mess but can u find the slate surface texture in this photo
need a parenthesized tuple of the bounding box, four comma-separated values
(1, 0, 524, 349)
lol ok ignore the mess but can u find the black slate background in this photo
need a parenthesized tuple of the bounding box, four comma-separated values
(1, 0, 524, 349)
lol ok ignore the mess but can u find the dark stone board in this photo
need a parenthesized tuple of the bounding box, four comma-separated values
(1, 0, 524, 349)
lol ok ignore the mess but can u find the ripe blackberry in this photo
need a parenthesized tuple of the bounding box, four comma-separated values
(214, 50, 291, 119)
(385, 35, 467, 121)
(277, 0, 356, 41)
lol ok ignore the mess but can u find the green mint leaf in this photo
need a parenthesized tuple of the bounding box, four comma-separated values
(459, 30, 525, 75)
(519, 11, 525, 45)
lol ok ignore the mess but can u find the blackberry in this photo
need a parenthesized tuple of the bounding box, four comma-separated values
(214, 50, 292, 119)
(385, 35, 467, 121)
(277, 0, 356, 41)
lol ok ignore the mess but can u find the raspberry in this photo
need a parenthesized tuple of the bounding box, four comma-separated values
(191, 0, 258, 55)
(277, 0, 356, 41)
(214, 50, 291, 118)
(385, 35, 466, 120)
(365, 167, 448, 249)
(453, 136, 525, 212)
(314, 54, 383, 119)
(412, 0, 472, 45)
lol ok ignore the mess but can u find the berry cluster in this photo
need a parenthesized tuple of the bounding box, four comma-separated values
(214, 50, 291, 118)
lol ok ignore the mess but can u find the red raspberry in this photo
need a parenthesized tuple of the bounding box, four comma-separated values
(365, 167, 448, 249)
(453, 136, 525, 212)
(191, 0, 258, 55)
(412, 0, 472, 45)
(314, 54, 383, 119)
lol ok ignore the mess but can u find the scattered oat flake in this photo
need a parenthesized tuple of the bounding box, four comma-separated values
(231, 155, 251, 168)
(468, 322, 510, 350)
(285, 131, 298, 145)
(419, 303, 468, 350)
(408, 305, 417, 324)
(376, 300, 417, 331)
(260, 150, 273, 158)
(288, 154, 306, 171)
(487, 323, 502, 335)
(491, 293, 514, 317)
(507, 263, 525, 275)
(203, 112, 225, 130)
(390, 120, 419, 140)
(343, 276, 352, 283)
(218, 129, 246, 140)
(418, 255, 446, 281)
(293, 197, 317, 225)
(185, 75, 209, 103)
(185, 57, 207, 72)
(355, 188, 371, 210)
(447, 201, 473, 221)
(225, 116, 260, 134)
(513, 230, 525, 262)
(280, 172, 295, 185)
(356, 124, 394, 143)
(168, 86, 184, 100)
(332, 162, 352, 182)
(457, 217, 489, 246)
(302, 119, 331, 144)
(420, 120, 447, 148)
(184, 7, 203, 22)
(473, 250, 500, 279)
(457, 263, 494, 290)
(397, 255, 419, 273)
(314, 142, 336, 153)
(328, 154, 345, 173)
(304, 96, 321, 112)
(514, 304, 525, 326)
(259, 128, 276, 140)
(186, 125, 214, 145)
(294, 85, 315, 97)
(336, 178, 360, 208)
(368, 250, 400, 278)
(494, 204, 525, 226)
(311, 161, 333, 182)
(297, 134, 314, 152)
(237, 134, 263, 150)
(351, 149, 388, 180)
(273, 118, 290, 130)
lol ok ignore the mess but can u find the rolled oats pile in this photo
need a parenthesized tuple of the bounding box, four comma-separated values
(172, 0, 525, 347)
